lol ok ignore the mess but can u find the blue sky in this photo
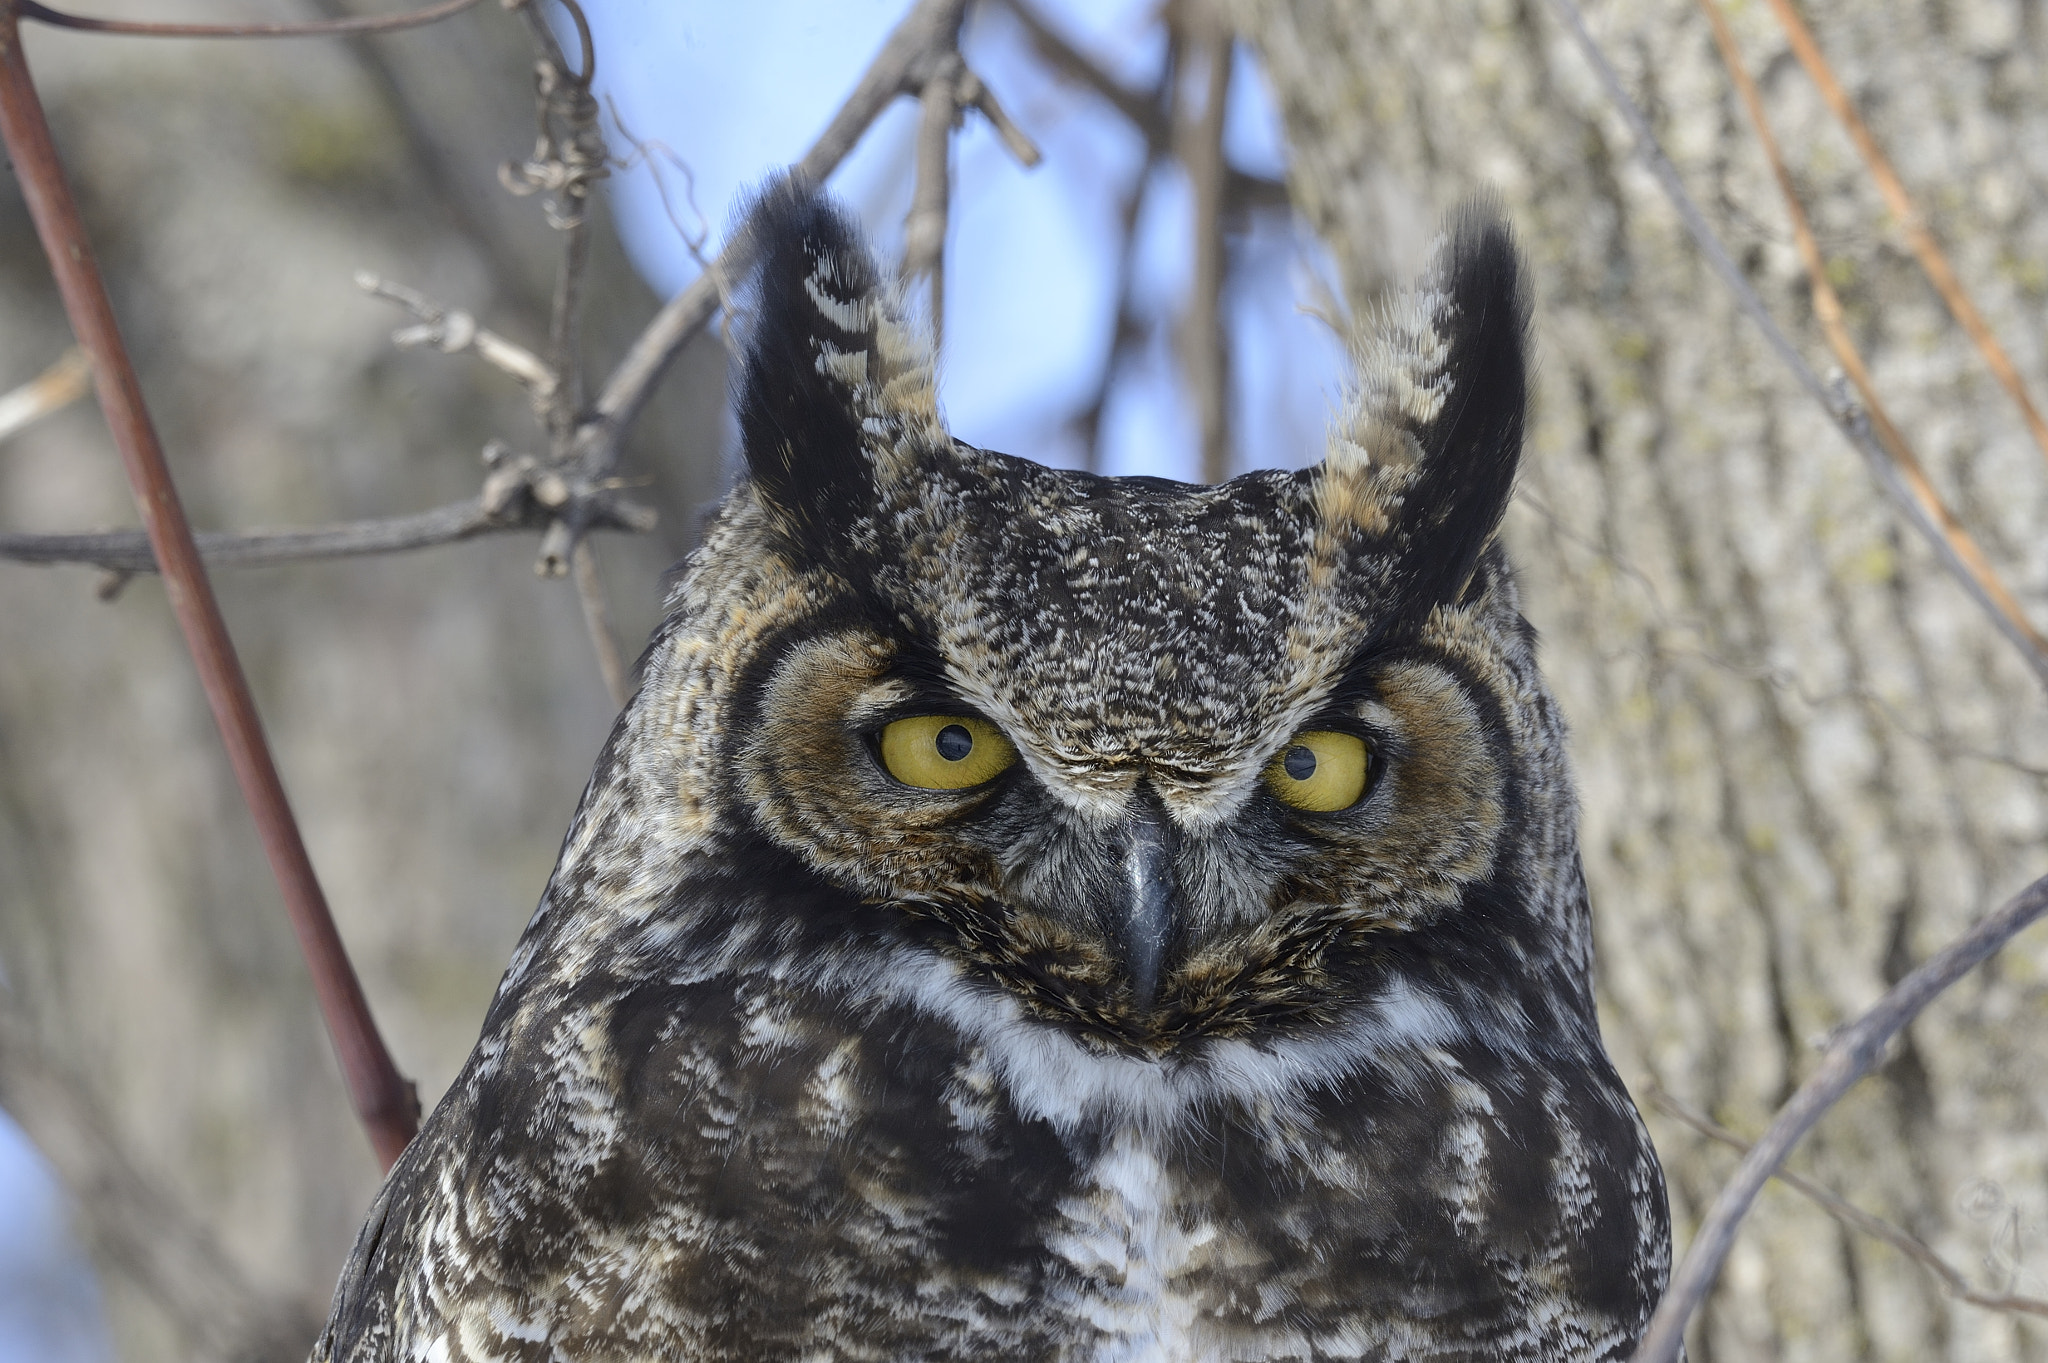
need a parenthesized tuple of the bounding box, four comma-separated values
(0, 4, 1351, 1356)
(584, 0, 1348, 478)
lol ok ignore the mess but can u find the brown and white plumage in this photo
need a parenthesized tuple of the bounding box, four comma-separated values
(313, 179, 1670, 1363)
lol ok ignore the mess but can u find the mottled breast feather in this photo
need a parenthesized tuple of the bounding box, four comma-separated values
(312, 176, 1671, 1363)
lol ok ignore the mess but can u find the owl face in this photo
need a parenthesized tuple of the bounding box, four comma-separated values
(662, 181, 1558, 1056)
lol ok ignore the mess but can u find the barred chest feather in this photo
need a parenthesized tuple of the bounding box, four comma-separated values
(316, 929, 1665, 1363)
(897, 951, 1661, 1363)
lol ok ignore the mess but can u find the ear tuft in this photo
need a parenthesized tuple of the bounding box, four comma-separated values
(1324, 199, 1531, 620)
(733, 176, 887, 557)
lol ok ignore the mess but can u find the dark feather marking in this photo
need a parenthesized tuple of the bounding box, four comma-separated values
(1392, 202, 1532, 630)
(734, 176, 881, 562)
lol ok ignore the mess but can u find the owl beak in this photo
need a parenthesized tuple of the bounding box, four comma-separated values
(1118, 807, 1176, 1016)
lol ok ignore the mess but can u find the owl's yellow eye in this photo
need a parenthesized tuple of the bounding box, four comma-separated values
(1264, 730, 1371, 812)
(878, 715, 1018, 790)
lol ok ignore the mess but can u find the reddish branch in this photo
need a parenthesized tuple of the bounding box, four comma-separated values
(16, 0, 483, 39)
(0, 2, 418, 1169)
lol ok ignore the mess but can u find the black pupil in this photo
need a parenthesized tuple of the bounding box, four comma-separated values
(1282, 745, 1318, 781)
(935, 724, 974, 762)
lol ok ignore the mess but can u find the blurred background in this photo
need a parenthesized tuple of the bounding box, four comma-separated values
(1, 0, 2046, 1359)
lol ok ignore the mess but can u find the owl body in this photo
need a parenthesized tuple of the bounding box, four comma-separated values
(315, 183, 1670, 1363)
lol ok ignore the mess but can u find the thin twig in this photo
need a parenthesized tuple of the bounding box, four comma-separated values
(1539, 0, 2048, 693)
(1760, 0, 2048, 473)
(998, 0, 1280, 217)
(505, 0, 604, 458)
(957, 65, 1041, 168)
(1062, 32, 1177, 473)
(1648, 1088, 2048, 1320)
(355, 272, 558, 395)
(3, 497, 515, 572)
(1629, 872, 2048, 1363)
(898, 27, 1043, 345)
(502, 2, 625, 734)
(1, 454, 656, 578)
(17, 0, 482, 38)
(547, 212, 591, 437)
(999, 0, 1164, 141)
(1696, 0, 2048, 658)
(602, 96, 714, 268)
(0, 4, 418, 1168)
(904, 52, 964, 342)
(1176, 8, 1232, 483)
(570, 539, 628, 707)
(0, 344, 90, 441)
(1070, 146, 1159, 472)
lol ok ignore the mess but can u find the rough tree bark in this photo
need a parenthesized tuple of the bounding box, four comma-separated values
(1228, 1, 2048, 1360)
(0, 3, 727, 1359)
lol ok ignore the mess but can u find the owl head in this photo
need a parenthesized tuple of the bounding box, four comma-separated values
(571, 178, 1584, 1058)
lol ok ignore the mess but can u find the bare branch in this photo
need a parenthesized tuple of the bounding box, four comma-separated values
(0, 452, 654, 583)
(1648, 1088, 2048, 1321)
(1065, 35, 1177, 473)
(1628, 872, 2048, 1363)
(1539, 0, 2048, 693)
(356, 271, 558, 395)
(958, 66, 1041, 167)
(16, 0, 483, 38)
(490, 0, 636, 743)
(0, 4, 418, 1168)
(1761, 0, 2048, 474)
(570, 0, 973, 481)
(1695, 0, 2048, 659)
(904, 52, 964, 339)
(602, 97, 714, 266)
(571, 539, 628, 707)
(999, 0, 1281, 219)
(999, 0, 1164, 142)
(502, 1, 604, 452)
(1175, 11, 1233, 483)
(6, 498, 496, 573)
(547, 211, 593, 436)
(0, 345, 90, 442)
(896, 42, 1051, 344)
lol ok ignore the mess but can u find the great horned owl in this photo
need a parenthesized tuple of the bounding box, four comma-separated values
(314, 179, 1671, 1363)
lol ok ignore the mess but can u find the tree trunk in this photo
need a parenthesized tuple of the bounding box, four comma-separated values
(1228, 1, 2048, 1359)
